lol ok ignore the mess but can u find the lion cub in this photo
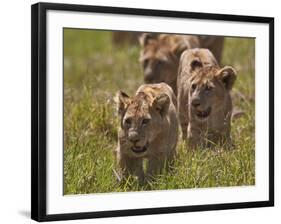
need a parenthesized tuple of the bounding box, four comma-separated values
(115, 83, 178, 182)
(177, 49, 236, 148)
(139, 33, 200, 95)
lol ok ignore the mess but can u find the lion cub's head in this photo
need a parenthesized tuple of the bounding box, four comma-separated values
(188, 63, 236, 123)
(116, 90, 170, 157)
(139, 33, 194, 94)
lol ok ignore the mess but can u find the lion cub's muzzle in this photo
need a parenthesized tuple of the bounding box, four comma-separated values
(195, 107, 211, 119)
(191, 98, 212, 120)
(131, 142, 149, 154)
(128, 131, 149, 154)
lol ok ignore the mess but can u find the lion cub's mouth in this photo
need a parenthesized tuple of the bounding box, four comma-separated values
(196, 107, 211, 119)
(131, 143, 149, 154)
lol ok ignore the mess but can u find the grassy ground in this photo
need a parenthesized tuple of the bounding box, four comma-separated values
(63, 29, 255, 195)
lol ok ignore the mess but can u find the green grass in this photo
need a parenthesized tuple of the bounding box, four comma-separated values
(63, 29, 255, 195)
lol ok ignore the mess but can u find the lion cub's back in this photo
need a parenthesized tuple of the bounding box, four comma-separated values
(136, 82, 177, 109)
(180, 48, 218, 72)
(159, 34, 200, 48)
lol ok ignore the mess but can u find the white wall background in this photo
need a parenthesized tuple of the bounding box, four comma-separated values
(0, 0, 279, 223)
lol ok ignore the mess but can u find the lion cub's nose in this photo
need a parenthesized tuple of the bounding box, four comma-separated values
(192, 98, 201, 107)
(128, 131, 140, 143)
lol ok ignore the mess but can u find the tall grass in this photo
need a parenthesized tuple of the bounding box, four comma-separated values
(63, 29, 255, 195)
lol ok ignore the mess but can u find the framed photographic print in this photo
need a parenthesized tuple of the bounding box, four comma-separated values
(31, 2, 274, 222)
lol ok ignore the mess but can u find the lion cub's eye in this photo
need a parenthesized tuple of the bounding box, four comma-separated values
(141, 118, 150, 126)
(124, 118, 132, 126)
(205, 85, 213, 92)
(191, 84, 197, 91)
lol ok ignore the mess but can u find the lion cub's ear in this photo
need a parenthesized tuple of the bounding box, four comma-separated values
(190, 58, 203, 71)
(152, 93, 170, 117)
(115, 91, 131, 116)
(172, 41, 189, 59)
(139, 33, 155, 46)
(216, 66, 237, 91)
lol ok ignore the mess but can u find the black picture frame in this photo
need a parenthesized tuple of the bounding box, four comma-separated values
(31, 2, 274, 222)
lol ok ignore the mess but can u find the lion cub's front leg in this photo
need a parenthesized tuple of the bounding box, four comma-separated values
(116, 151, 144, 183)
(146, 157, 164, 179)
(187, 124, 203, 149)
(146, 154, 171, 179)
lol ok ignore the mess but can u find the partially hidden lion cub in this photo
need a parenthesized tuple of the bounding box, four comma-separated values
(139, 33, 200, 95)
(198, 36, 224, 65)
(177, 48, 236, 148)
(115, 83, 178, 182)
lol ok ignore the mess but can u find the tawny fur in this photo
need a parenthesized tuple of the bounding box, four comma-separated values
(198, 36, 224, 64)
(139, 33, 200, 95)
(177, 48, 236, 149)
(115, 83, 178, 182)
(139, 33, 224, 96)
(112, 31, 140, 45)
